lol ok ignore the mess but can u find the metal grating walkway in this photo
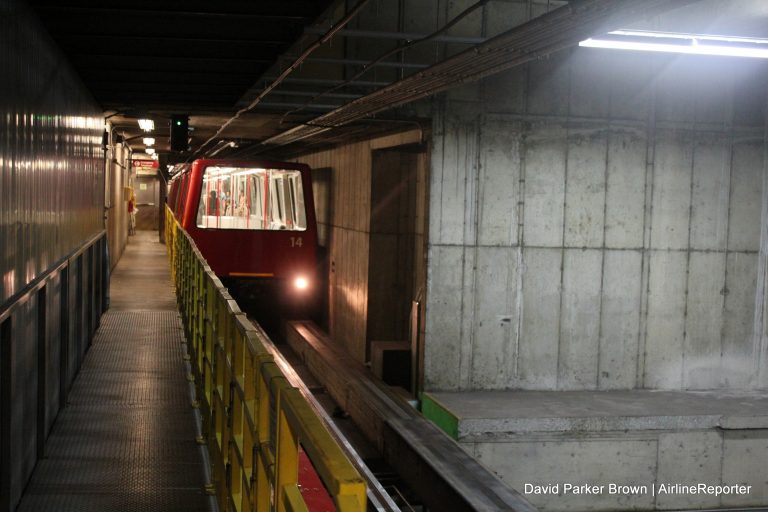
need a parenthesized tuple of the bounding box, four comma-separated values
(17, 231, 214, 512)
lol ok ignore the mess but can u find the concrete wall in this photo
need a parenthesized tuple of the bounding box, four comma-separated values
(470, 428, 768, 511)
(294, 130, 425, 362)
(425, 46, 768, 391)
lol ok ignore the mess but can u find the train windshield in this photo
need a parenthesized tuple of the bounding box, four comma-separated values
(196, 166, 307, 231)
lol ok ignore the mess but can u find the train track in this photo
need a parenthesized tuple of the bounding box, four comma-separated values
(235, 290, 415, 511)
(233, 286, 535, 512)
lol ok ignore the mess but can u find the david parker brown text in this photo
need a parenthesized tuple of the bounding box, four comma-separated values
(524, 483, 752, 497)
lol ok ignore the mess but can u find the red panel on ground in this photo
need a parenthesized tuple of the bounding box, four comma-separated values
(298, 447, 337, 512)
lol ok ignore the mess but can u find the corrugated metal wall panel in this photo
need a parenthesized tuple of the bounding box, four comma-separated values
(0, 3, 109, 509)
(106, 143, 130, 270)
(0, 0, 104, 305)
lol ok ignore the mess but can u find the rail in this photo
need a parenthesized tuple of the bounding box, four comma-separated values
(164, 207, 366, 512)
(1, 231, 108, 512)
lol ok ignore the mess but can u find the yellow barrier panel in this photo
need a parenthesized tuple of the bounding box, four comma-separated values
(165, 206, 366, 512)
(278, 388, 367, 512)
(283, 486, 310, 512)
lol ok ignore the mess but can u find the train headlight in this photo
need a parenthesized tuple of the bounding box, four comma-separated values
(293, 276, 309, 291)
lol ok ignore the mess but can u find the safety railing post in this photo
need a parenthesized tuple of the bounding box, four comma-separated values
(203, 274, 216, 415)
(275, 398, 300, 512)
(194, 263, 205, 378)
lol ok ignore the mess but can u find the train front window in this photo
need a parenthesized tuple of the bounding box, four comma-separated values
(196, 166, 307, 231)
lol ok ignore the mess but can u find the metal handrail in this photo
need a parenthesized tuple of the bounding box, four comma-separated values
(165, 206, 366, 512)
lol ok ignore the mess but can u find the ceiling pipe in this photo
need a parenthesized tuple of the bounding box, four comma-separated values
(299, 56, 430, 69)
(303, 27, 485, 45)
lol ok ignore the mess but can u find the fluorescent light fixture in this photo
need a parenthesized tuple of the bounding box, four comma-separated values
(580, 30, 768, 59)
(145, 147, 156, 155)
(138, 118, 155, 131)
(142, 137, 155, 146)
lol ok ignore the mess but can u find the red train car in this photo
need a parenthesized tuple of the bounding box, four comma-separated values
(167, 159, 318, 297)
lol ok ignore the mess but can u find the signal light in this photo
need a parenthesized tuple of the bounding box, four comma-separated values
(170, 115, 189, 152)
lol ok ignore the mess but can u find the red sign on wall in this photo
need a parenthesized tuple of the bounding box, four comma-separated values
(133, 159, 159, 169)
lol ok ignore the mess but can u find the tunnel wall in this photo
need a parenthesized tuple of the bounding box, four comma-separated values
(1, 0, 105, 303)
(105, 139, 131, 270)
(294, 130, 423, 363)
(0, 1, 108, 510)
(425, 46, 768, 392)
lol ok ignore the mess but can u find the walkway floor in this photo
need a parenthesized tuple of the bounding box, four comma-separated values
(18, 231, 214, 512)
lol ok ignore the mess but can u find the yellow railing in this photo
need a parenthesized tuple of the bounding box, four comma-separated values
(165, 207, 366, 512)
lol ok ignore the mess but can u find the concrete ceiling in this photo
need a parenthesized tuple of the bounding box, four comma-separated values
(25, 0, 767, 162)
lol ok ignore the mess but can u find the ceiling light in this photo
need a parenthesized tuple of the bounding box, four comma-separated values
(579, 30, 768, 59)
(138, 119, 155, 131)
(145, 147, 156, 155)
(143, 137, 155, 146)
